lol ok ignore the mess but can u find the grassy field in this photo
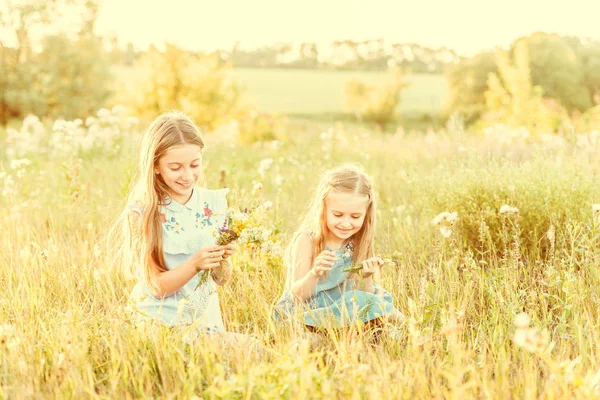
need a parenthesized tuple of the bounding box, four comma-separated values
(231, 67, 447, 115)
(2, 111, 600, 398)
(112, 65, 447, 117)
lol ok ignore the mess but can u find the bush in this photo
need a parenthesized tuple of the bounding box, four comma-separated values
(343, 67, 407, 129)
(127, 44, 243, 131)
(419, 157, 600, 260)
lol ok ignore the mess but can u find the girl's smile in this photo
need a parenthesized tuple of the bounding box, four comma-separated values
(324, 191, 369, 246)
(155, 144, 203, 204)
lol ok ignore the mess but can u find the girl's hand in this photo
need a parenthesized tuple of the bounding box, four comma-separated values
(213, 259, 233, 286)
(310, 250, 337, 279)
(361, 256, 384, 278)
(193, 245, 225, 272)
(221, 243, 236, 259)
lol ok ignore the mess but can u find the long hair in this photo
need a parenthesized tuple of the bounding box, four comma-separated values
(113, 111, 204, 292)
(289, 163, 377, 266)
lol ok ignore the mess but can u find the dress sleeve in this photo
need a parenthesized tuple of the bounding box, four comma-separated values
(127, 202, 144, 215)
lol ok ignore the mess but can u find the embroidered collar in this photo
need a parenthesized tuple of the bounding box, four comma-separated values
(325, 239, 353, 253)
(164, 189, 199, 213)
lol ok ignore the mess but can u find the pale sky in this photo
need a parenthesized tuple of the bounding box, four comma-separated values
(96, 0, 600, 56)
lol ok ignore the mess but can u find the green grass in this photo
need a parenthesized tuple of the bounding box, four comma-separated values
(2, 115, 600, 398)
(232, 67, 447, 115)
(111, 65, 447, 116)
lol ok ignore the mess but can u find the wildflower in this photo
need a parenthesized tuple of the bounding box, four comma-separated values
(125, 116, 140, 129)
(96, 108, 111, 118)
(257, 158, 274, 177)
(514, 312, 530, 328)
(513, 327, 542, 353)
(85, 116, 97, 127)
(52, 119, 69, 132)
(432, 211, 458, 237)
(262, 200, 273, 211)
(0, 324, 16, 345)
(215, 225, 239, 246)
(440, 226, 452, 238)
(446, 212, 458, 224)
(499, 205, 519, 214)
(593, 204, 600, 214)
(432, 211, 455, 226)
(320, 129, 334, 141)
(342, 254, 398, 274)
(111, 105, 126, 116)
(10, 158, 31, 169)
(252, 181, 263, 196)
(432, 212, 447, 226)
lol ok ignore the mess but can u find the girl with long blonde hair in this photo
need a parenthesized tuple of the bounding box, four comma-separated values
(116, 110, 250, 345)
(274, 164, 404, 334)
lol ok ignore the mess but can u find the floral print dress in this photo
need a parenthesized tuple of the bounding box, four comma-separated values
(128, 188, 229, 339)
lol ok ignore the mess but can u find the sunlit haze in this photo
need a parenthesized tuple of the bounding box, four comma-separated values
(95, 0, 600, 55)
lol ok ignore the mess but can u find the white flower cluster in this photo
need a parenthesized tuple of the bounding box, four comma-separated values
(431, 211, 459, 238)
(499, 204, 519, 215)
(5, 106, 140, 160)
(5, 115, 46, 159)
(512, 312, 549, 354)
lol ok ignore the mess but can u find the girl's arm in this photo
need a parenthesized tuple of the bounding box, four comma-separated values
(289, 233, 336, 302)
(129, 211, 224, 298)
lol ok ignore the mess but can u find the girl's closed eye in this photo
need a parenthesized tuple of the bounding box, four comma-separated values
(170, 164, 199, 171)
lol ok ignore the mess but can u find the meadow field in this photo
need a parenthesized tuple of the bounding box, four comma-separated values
(231, 68, 447, 115)
(2, 109, 600, 398)
(112, 66, 447, 117)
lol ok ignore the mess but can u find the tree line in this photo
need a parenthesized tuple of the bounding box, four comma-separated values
(2, 1, 600, 134)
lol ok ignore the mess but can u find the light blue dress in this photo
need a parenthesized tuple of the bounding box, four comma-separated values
(128, 188, 229, 338)
(273, 237, 397, 328)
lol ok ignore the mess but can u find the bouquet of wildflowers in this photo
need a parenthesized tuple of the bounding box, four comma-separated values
(195, 203, 282, 289)
(195, 207, 248, 289)
(222, 203, 282, 266)
(215, 207, 250, 245)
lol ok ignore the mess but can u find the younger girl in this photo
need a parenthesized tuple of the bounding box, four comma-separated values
(117, 111, 240, 343)
(274, 164, 404, 332)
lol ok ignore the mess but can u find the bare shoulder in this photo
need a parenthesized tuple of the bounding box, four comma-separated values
(291, 231, 314, 259)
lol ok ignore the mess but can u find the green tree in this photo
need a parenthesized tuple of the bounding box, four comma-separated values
(344, 67, 407, 129)
(524, 32, 591, 112)
(446, 32, 600, 126)
(445, 51, 497, 124)
(33, 33, 111, 119)
(0, 0, 110, 122)
(129, 43, 244, 131)
(482, 40, 567, 133)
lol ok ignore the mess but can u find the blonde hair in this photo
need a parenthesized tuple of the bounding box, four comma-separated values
(291, 163, 376, 264)
(114, 110, 204, 292)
